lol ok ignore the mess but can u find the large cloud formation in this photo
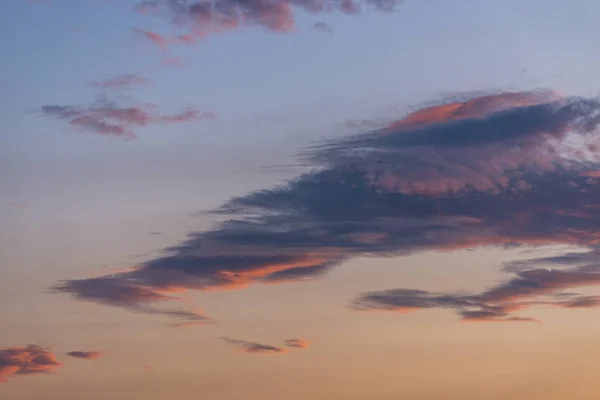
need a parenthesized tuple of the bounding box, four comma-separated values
(134, 0, 405, 46)
(0, 345, 62, 383)
(54, 90, 600, 322)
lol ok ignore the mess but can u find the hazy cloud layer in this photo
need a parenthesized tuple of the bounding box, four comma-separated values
(220, 337, 288, 354)
(0, 345, 62, 383)
(41, 97, 216, 139)
(54, 90, 600, 322)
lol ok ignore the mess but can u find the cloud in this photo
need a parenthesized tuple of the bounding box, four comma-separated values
(66, 351, 102, 360)
(284, 338, 310, 349)
(134, 0, 404, 45)
(54, 275, 215, 324)
(88, 73, 149, 90)
(352, 257, 600, 322)
(134, 28, 169, 50)
(53, 90, 600, 322)
(0, 345, 62, 383)
(40, 97, 215, 139)
(311, 22, 333, 34)
(162, 56, 184, 67)
(168, 309, 216, 327)
(220, 337, 288, 354)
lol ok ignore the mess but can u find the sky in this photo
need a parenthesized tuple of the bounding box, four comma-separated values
(3, 0, 600, 399)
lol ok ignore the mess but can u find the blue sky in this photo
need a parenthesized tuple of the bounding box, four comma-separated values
(4, 1, 600, 399)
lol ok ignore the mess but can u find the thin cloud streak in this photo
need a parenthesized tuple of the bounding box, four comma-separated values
(220, 337, 288, 354)
(134, 28, 169, 50)
(88, 73, 150, 90)
(284, 338, 310, 349)
(66, 351, 102, 360)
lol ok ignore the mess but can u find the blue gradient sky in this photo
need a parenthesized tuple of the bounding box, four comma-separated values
(3, 0, 600, 399)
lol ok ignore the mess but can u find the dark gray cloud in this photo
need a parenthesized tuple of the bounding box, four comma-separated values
(53, 90, 600, 322)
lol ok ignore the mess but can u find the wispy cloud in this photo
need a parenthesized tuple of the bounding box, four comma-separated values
(88, 73, 150, 90)
(134, 28, 169, 51)
(220, 337, 288, 354)
(66, 351, 102, 360)
(0, 345, 62, 383)
(53, 90, 600, 322)
(40, 97, 215, 139)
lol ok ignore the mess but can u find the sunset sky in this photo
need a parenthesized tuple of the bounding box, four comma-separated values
(4, 0, 600, 399)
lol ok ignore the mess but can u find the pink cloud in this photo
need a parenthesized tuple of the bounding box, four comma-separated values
(134, 0, 404, 46)
(0, 345, 62, 383)
(40, 99, 216, 139)
(134, 28, 169, 51)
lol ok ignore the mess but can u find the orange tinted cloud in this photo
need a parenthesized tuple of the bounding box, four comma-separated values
(0, 345, 62, 383)
(66, 351, 102, 360)
(284, 338, 310, 349)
